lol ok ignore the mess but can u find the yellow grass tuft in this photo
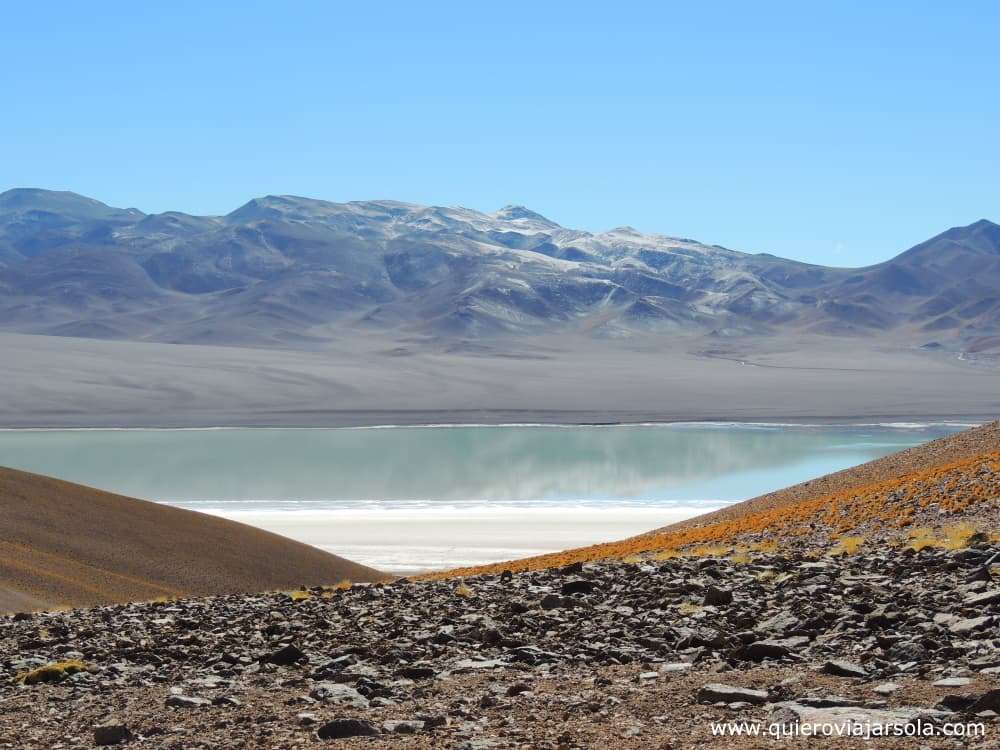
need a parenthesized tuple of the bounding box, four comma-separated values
(828, 535, 865, 556)
(676, 602, 702, 615)
(454, 582, 474, 598)
(651, 549, 680, 561)
(940, 523, 979, 550)
(15, 660, 88, 685)
(288, 590, 311, 602)
(321, 580, 352, 598)
(907, 527, 937, 551)
(689, 544, 731, 558)
(907, 523, 981, 551)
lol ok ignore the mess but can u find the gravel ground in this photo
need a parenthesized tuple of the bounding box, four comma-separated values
(3, 544, 999, 749)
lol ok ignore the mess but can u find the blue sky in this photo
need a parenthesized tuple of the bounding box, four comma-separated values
(2, 1, 997, 266)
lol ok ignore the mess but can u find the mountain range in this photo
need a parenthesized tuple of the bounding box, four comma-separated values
(1, 188, 997, 350)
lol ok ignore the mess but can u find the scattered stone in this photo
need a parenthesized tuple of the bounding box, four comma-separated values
(964, 589, 1000, 607)
(383, 719, 425, 734)
(950, 616, 994, 635)
(4, 535, 1000, 747)
(165, 694, 211, 708)
(506, 682, 532, 696)
(697, 683, 769, 706)
(822, 660, 868, 679)
(873, 683, 901, 696)
(933, 677, 972, 688)
(309, 683, 370, 708)
(660, 663, 692, 673)
(769, 703, 948, 733)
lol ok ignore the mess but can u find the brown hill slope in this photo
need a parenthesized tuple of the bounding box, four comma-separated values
(425, 421, 1000, 579)
(0, 467, 384, 612)
(655, 420, 1000, 534)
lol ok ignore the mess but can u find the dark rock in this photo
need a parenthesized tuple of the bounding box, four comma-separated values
(418, 714, 450, 729)
(94, 724, 131, 746)
(317, 719, 379, 739)
(506, 682, 532, 697)
(395, 665, 436, 680)
(969, 689, 1000, 714)
(822, 660, 868, 679)
(797, 696, 875, 709)
(745, 637, 806, 661)
(263, 643, 305, 666)
(540, 593, 563, 610)
(702, 586, 733, 606)
(938, 694, 979, 712)
(561, 579, 596, 596)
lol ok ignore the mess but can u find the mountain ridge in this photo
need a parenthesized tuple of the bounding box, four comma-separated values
(0, 188, 997, 349)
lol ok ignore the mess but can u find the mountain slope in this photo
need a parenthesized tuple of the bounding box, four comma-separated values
(0, 466, 384, 611)
(0, 188, 997, 348)
(424, 421, 1000, 578)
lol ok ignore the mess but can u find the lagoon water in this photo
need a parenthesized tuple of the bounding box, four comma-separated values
(0, 423, 968, 571)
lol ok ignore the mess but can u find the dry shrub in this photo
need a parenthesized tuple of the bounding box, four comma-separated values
(828, 535, 865, 556)
(15, 660, 88, 685)
(729, 549, 752, 564)
(652, 549, 680, 561)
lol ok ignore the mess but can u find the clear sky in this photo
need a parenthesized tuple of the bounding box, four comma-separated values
(2, 1, 997, 266)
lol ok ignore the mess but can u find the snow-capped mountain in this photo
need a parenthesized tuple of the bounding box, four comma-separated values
(0, 188, 997, 349)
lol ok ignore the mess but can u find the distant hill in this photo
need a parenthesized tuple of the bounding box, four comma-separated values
(0, 466, 384, 612)
(0, 188, 997, 349)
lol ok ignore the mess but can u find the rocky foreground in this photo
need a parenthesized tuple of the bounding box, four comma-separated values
(3, 543, 1000, 749)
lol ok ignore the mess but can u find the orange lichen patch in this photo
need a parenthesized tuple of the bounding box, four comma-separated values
(419, 451, 999, 580)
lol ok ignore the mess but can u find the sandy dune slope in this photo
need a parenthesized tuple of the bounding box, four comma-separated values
(0, 467, 384, 612)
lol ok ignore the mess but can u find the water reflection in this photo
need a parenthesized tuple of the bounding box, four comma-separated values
(0, 423, 962, 506)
